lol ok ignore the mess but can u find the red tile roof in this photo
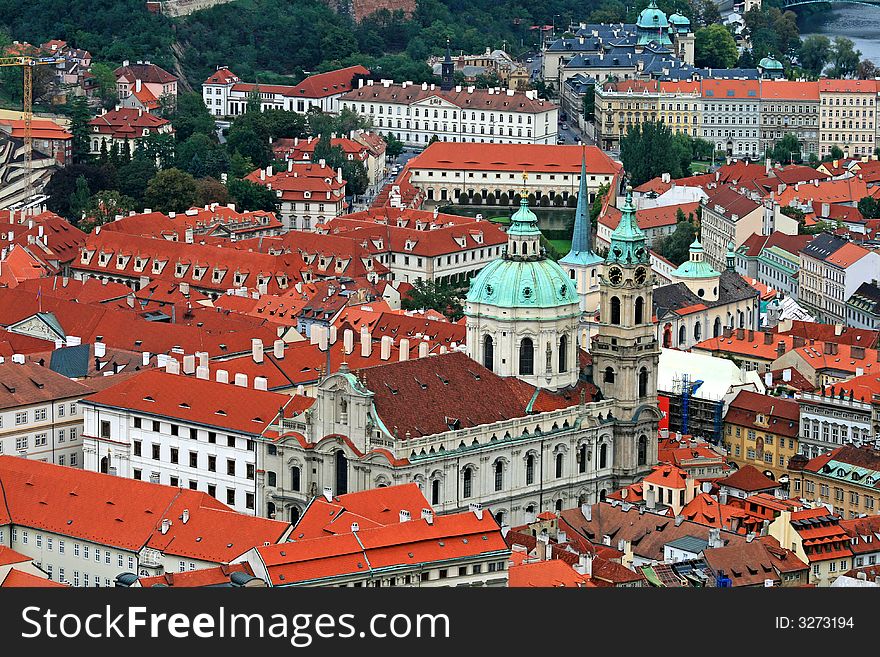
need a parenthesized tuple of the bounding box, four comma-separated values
(717, 465, 780, 492)
(0, 545, 30, 567)
(138, 563, 255, 588)
(0, 361, 95, 411)
(825, 241, 871, 268)
(408, 142, 621, 175)
(704, 185, 761, 219)
(88, 108, 170, 139)
(643, 464, 689, 488)
(508, 559, 593, 587)
(115, 62, 178, 85)
(84, 369, 297, 436)
(724, 390, 799, 439)
(0, 456, 290, 561)
(600, 201, 700, 231)
(818, 79, 880, 94)
(778, 321, 879, 348)
(1, 569, 67, 587)
(703, 541, 807, 586)
(341, 82, 556, 114)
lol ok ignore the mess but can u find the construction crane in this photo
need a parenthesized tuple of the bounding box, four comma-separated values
(0, 55, 65, 202)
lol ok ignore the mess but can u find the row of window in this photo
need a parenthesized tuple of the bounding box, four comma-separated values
(133, 440, 252, 477)
(127, 419, 255, 450)
(4, 403, 77, 427)
(1, 428, 78, 454)
(130, 469, 256, 509)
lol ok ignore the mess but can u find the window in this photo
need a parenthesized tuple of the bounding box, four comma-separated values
(431, 479, 440, 505)
(246, 493, 255, 510)
(227, 459, 236, 476)
(189, 451, 197, 468)
(483, 335, 494, 370)
(291, 466, 301, 491)
(526, 454, 535, 484)
(170, 447, 178, 464)
(558, 335, 568, 373)
(247, 463, 255, 480)
(35, 407, 47, 421)
(101, 420, 111, 439)
(610, 296, 621, 325)
(152, 444, 160, 460)
(555, 452, 564, 478)
(267, 471, 277, 487)
(463, 467, 473, 498)
(133, 440, 142, 457)
(494, 461, 504, 491)
(226, 489, 235, 505)
(208, 455, 216, 472)
(519, 338, 534, 376)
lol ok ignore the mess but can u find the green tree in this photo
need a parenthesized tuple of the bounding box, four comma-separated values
(89, 62, 119, 109)
(195, 177, 230, 206)
(227, 122, 272, 168)
(655, 211, 697, 265)
(858, 196, 880, 220)
(44, 163, 115, 217)
(799, 35, 831, 77)
(227, 178, 280, 212)
(68, 175, 91, 221)
(143, 168, 199, 213)
(116, 158, 157, 204)
(67, 96, 93, 163)
(80, 190, 136, 232)
(384, 132, 404, 159)
(620, 120, 687, 186)
(688, 0, 721, 26)
(341, 160, 369, 196)
(857, 60, 879, 80)
(139, 132, 176, 169)
(402, 279, 464, 320)
(694, 24, 738, 69)
(671, 132, 694, 179)
(171, 92, 217, 142)
(582, 84, 595, 121)
(771, 133, 803, 164)
(177, 133, 229, 178)
(827, 37, 861, 78)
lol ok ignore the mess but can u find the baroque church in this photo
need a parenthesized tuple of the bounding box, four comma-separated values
(256, 163, 661, 527)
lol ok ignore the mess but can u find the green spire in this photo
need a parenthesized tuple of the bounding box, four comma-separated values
(606, 186, 649, 265)
(560, 149, 602, 268)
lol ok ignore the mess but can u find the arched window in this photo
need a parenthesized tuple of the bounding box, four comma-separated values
(555, 498, 563, 512)
(635, 296, 644, 324)
(694, 321, 702, 341)
(738, 311, 745, 328)
(558, 335, 568, 373)
(494, 461, 504, 491)
(291, 466, 301, 492)
(579, 444, 587, 473)
(290, 507, 300, 525)
(599, 443, 608, 469)
(678, 325, 686, 346)
(494, 511, 505, 525)
(604, 366, 615, 383)
(610, 296, 621, 325)
(638, 435, 648, 466)
(663, 323, 672, 348)
(335, 451, 348, 496)
(713, 317, 721, 337)
(463, 467, 473, 498)
(639, 367, 649, 398)
(431, 479, 440, 505)
(483, 334, 494, 370)
(511, 241, 517, 255)
(555, 452, 564, 478)
(267, 471, 277, 487)
(526, 454, 535, 485)
(267, 502, 277, 519)
(519, 337, 534, 375)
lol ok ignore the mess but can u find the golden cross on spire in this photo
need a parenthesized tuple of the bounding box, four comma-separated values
(521, 170, 529, 198)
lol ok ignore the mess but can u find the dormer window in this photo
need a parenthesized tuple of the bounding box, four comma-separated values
(233, 271, 246, 286)
(304, 191, 311, 199)
(212, 268, 226, 283)
(152, 260, 165, 275)
(404, 240, 416, 251)
(133, 257, 148, 272)
(115, 255, 127, 269)
(192, 266, 206, 280)
(98, 252, 112, 267)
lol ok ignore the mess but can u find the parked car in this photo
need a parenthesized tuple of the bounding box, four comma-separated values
(526, 57, 533, 63)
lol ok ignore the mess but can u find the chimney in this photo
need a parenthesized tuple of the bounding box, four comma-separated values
(142, 351, 151, 367)
(196, 351, 209, 368)
(708, 527, 723, 549)
(380, 335, 392, 360)
(215, 369, 229, 384)
(421, 508, 434, 525)
(234, 373, 248, 387)
(252, 338, 264, 363)
(398, 338, 410, 361)
(351, 522, 359, 533)
(763, 332, 773, 345)
(361, 327, 372, 358)
(182, 509, 189, 524)
(273, 339, 285, 359)
(582, 503, 592, 522)
(317, 326, 328, 352)
(645, 486, 656, 509)
(746, 532, 756, 543)
(782, 368, 792, 382)
(328, 325, 338, 345)
(792, 336, 805, 348)
(196, 365, 209, 380)
(719, 489, 728, 505)
(165, 358, 180, 375)
(399, 509, 411, 523)
(574, 552, 593, 577)
(343, 329, 354, 355)
(254, 376, 268, 391)
(776, 341, 786, 357)
(67, 336, 81, 347)
(418, 341, 429, 358)
(182, 354, 195, 375)
(764, 371, 773, 388)
(323, 486, 333, 502)
(94, 342, 106, 358)
(736, 328, 745, 340)
(834, 323, 844, 336)
(469, 502, 484, 520)
(161, 519, 170, 535)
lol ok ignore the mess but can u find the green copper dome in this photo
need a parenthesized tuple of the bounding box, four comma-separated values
(467, 257, 579, 308)
(637, 0, 669, 29)
(606, 187, 649, 266)
(669, 12, 690, 24)
(671, 239, 719, 279)
(758, 54, 783, 70)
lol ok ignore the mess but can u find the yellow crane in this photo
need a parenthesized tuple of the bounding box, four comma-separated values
(0, 55, 65, 201)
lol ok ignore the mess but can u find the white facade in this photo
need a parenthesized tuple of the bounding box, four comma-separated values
(797, 391, 875, 460)
(0, 397, 84, 467)
(81, 405, 261, 516)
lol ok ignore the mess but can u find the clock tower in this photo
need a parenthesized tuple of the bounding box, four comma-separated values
(592, 186, 660, 421)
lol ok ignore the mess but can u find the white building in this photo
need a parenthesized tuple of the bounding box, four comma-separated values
(202, 65, 370, 117)
(339, 79, 559, 147)
(0, 455, 291, 586)
(81, 363, 296, 516)
(0, 360, 93, 467)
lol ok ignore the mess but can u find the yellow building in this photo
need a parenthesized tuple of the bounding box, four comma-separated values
(789, 445, 880, 519)
(722, 389, 799, 481)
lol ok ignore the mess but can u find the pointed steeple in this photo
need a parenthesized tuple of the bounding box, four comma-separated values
(560, 149, 603, 267)
(506, 172, 543, 260)
(441, 38, 454, 91)
(606, 185, 648, 265)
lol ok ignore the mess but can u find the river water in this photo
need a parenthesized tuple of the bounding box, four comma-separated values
(799, 6, 880, 63)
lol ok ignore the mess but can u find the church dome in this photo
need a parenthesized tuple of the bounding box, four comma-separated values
(669, 12, 690, 24)
(758, 54, 783, 70)
(637, 0, 669, 29)
(671, 239, 720, 280)
(467, 195, 578, 309)
(467, 257, 579, 308)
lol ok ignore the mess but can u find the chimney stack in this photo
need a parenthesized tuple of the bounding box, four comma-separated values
(142, 351, 151, 367)
(343, 329, 354, 355)
(182, 354, 196, 375)
(323, 486, 333, 502)
(252, 338, 264, 364)
(380, 335, 392, 360)
(273, 339, 285, 359)
(215, 369, 229, 384)
(399, 338, 410, 361)
(421, 508, 434, 525)
(234, 373, 248, 387)
(361, 327, 372, 357)
(165, 358, 180, 375)
(418, 341, 429, 358)
(254, 376, 268, 391)
(196, 365, 209, 380)
(94, 342, 106, 358)
(399, 509, 411, 523)
(469, 502, 484, 520)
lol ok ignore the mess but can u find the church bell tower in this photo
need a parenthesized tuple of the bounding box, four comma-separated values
(441, 39, 454, 91)
(591, 186, 660, 420)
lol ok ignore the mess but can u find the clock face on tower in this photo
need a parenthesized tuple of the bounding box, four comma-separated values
(635, 266, 647, 285)
(608, 266, 623, 286)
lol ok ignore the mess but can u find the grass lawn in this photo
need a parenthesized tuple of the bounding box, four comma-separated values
(548, 238, 571, 254)
(690, 161, 711, 174)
